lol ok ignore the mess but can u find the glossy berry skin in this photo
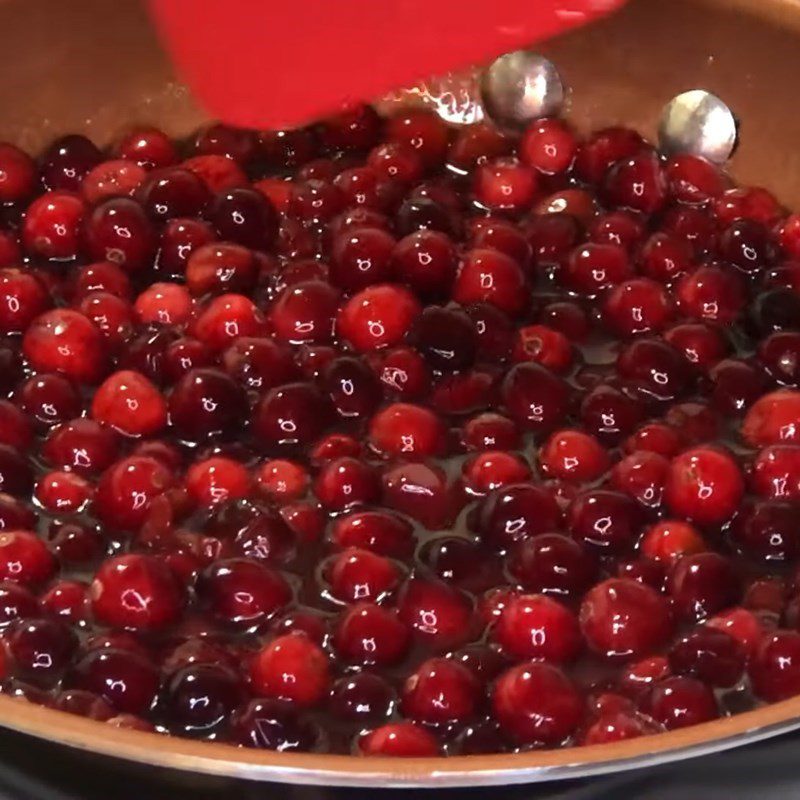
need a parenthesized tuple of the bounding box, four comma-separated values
(250, 633, 331, 707)
(742, 390, 800, 447)
(668, 627, 745, 688)
(0, 531, 56, 586)
(667, 552, 741, 621)
(492, 661, 583, 746)
(748, 631, 800, 702)
(368, 403, 445, 458)
(640, 676, 718, 730)
(540, 429, 610, 484)
(22, 191, 86, 260)
(494, 594, 581, 663)
(328, 673, 395, 723)
(401, 657, 480, 725)
(359, 722, 441, 757)
(91, 370, 167, 437)
(664, 447, 744, 525)
(474, 158, 538, 212)
(453, 249, 527, 316)
(333, 602, 410, 666)
(90, 554, 182, 631)
(336, 284, 421, 352)
(580, 578, 673, 660)
(83, 197, 156, 273)
(477, 483, 561, 551)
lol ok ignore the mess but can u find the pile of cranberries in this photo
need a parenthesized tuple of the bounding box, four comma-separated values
(0, 104, 796, 759)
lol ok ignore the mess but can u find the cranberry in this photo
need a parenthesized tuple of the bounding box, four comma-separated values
(564, 243, 632, 295)
(322, 356, 381, 420)
(603, 278, 673, 337)
(209, 188, 278, 252)
(453, 249, 527, 316)
(574, 127, 644, 184)
(469, 218, 531, 266)
(0, 268, 50, 335)
(359, 722, 441, 757)
(580, 578, 673, 659)
(476, 482, 561, 551)
(492, 661, 582, 745)
(0, 401, 33, 451)
(509, 534, 596, 596)
(0, 582, 39, 627)
(229, 698, 316, 751)
(676, 265, 747, 323)
(42, 418, 118, 475)
(22, 191, 86, 260)
(386, 110, 449, 168)
(314, 457, 379, 510)
(715, 186, 781, 227)
(40, 134, 101, 191)
(90, 370, 166, 437)
(169, 368, 247, 441)
(640, 676, 718, 730)
(527, 214, 581, 266)
(0, 143, 35, 202)
(640, 520, 706, 562)
(331, 510, 414, 558)
(520, 118, 577, 174)
(743, 389, 800, 446)
(0, 530, 55, 586)
(501, 362, 569, 431)
(94, 456, 174, 531)
(82, 197, 155, 273)
(401, 657, 480, 725)
(511, 324, 572, 372)
(252, 382, 329, 452)
(462, 413, 520, 451)
(397, 578, 473, 648)
(567, 490, 643, 554)
(494, 594, 581, 663)
(640, 232, 693, 283)
(333, 602, 410, 665)
(368, 403, 445, 458)
(748, 630, 800, 701)
(5, 617, 76, 688)
(68, 648, 158, 714)
(603, 150, 666, 214)
(329, 672, 395, 722)
(731, 499, 800, 562)
(664, 446, 744, 524)
(337, 284, 421, 351)
(667, 552, 741, 620)
(710, 359, 766, 416)
(580, 385, 644, 445)
(753, 444, 800, 499)
(391, 229, 457, 297)
(116, 126, 178, 168)
(617, 337, 692, 403)
(474, 158, 538, 212)
(540, 429, 610, 484)
(221, 338, 296, 391)
(462, 450, 531, 494)
(666, 154, 725, 204)
(668, 626, 745, 688)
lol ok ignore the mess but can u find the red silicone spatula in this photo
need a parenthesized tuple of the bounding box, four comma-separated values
(147, 0, 627, 131)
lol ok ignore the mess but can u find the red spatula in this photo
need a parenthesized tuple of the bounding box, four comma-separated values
(147, 0, 627, 130)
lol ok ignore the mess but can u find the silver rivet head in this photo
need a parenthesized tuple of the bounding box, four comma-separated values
(480, 51, 565, 131)
(658, 89, 739, 164)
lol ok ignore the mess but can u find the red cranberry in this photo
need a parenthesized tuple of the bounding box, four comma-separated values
(181, 155, 247, 193)
(758, 331, 800, 386)
(640, 232, 693, 283)
(710, 359, 766, 416)
(494, 593, 581, 663)
(474, 158, 538, 212)
(477, 482, 561, 551)
(40, 134, 101, 191)
(331, 510, 414, 558)
(23, 309, 106, 384)
(252, 382, 329, 452)
(137, 167, 211, 222)
(42, 418, 118, 475)
(155, 218, 216, 279)
(256, 459, 309, 502)
(715, 186, 781, 226)
(667, 552, 741, 620)
(0, 268, 50, 334)
(580, 385, 644, 445)
(69, 261, 132, 301)
(0, 530, 55, 586)
(358, 722, 440, 757)
(386, 110, 449, 168)
(0, 401, 33, 451)
(748, 630, 800, 701)
(391, 229, 457, 298)
(40, 580, 88, 624)
(336, 284, 421, 351)
(0, 496, 37, 533)
(82, 158, 146, 204)
(753, 444, 800, 499)
(333, 602, 410, 665)
(492, 661, 582, 745)
(329, 227, 395, 291)
(663, 322, 728, 371)
(462, 450, 531, 495)
(743, 389, 800, 446)
(0, 143, 35, 202)
(527, 213, 581, 266)
(90, 554, 182, 631)
(221, 337, 296, 391)
(314, 457, 379, 510)
(0, 581, 38, 627)
(511, 324, 572, 372)
(68, 648, 158, 714)
(250, 633, 330, 707)
(574, 127, 644, 184)
(664, 446, 744, 524)
(567, 490, 643, 554)
(90, 370, 166, 437)
(116, 126, 177, 168)
(564, 243, 632, 295)
(469, 218, 531, 266)
(35, 470, 92, 514)
(322, 356, 381, 420)
(401, 657, 480, 725)
(603, 150, 666, 213)
(453, 249, 527, 316)
(668, 626, 745, 688)
(540, 429, 610, 484)
(520, 118, 577, 174)
(5, 617, 76, 688)
(583, 711, 658, 745)
(447, 121, 512, 171)
(640, 519, 706, 562)
(676, 265, 746, 323)
(94, 456, 174, 531)
(603, 278, 673, 336)
(22, 191, 86, 260)
(666, 154, 725, 204)
(397, 578, 473, 649)
(329, 672, 395, 722)
(367, 142, 423, 184)
(462, 412, 520, 451)
(640, 676, 718, 730)
(509, 533, 596, 597)
(580, 578, 673, 659)
(186, 457, 250, 507)
(368, 403, 445, 458)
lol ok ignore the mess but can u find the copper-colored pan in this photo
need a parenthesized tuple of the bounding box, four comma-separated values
(2, 0, 800, 786)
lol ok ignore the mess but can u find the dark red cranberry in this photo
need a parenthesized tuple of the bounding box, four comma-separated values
(322, 356, 381, 419)
(329, 672, 395, 722)
(567, 490, 643, 554)
(710, 359, 767, 415)
(715, 186, 781, 227)
(640, 676, 718, 730)
(330, 510, 414, 558)
(421, 537, 501, 593)
(210, 188, 278, 251)
(68, 648, 158, 714)
(676, 265, 747, 324)
(719, 218, 776, 274)
(395, 197, 457, 237)
(270, 280, 339, 344)
(407, 305, 477, 372)
(116, 126, 178, 168)
(759, 331, 800, 385)
(330, 226, 395, 290)
(526, 213, 581, 267)
(40, 134, 102, 191)
(465, 302, 514, 361)
(603, 150, 666, 214)
(386, 110, 449, 168)
(731, 500, 800, 562)
(252, 382, 330, 452)
(574, 127, 644, 184)
(230, 698, 317, 751)
(476, 482, 560, 551)
(0, 445, 33, 497)
(462, 412, 520, 451)
(155, 218, 216, 279)
(0, 582, 39, 627)
(136, 167, 211, 221)
(564, 242, 632, 295)
(447, 121, 512, 171)
(193, 123, 257, 163)
(640, 232, 693, 283)
(168, 368, 248, 441)
(391, 229, 457, 298)
(587, 211, 645, 252)
(5, 617, 77, 688)
(401, 657, 480, 725)
(579, 385, 643, 445)
(83, 197, 156, 273)
(617, 337, 692, 403)
(667, 552, 741, 620)
(397, 578, 473, 649)
(453, 249, 527, 317)
(752, 287, 800, 334)
(668, 626, 745, 688)
(509, 533, 596, 596)
(470, 218, 531, 266)
(580, 578, 673, 659)
(501, 362, 569, 431)
(163, 663, 244, 736)
(748, 630, 800, 701)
